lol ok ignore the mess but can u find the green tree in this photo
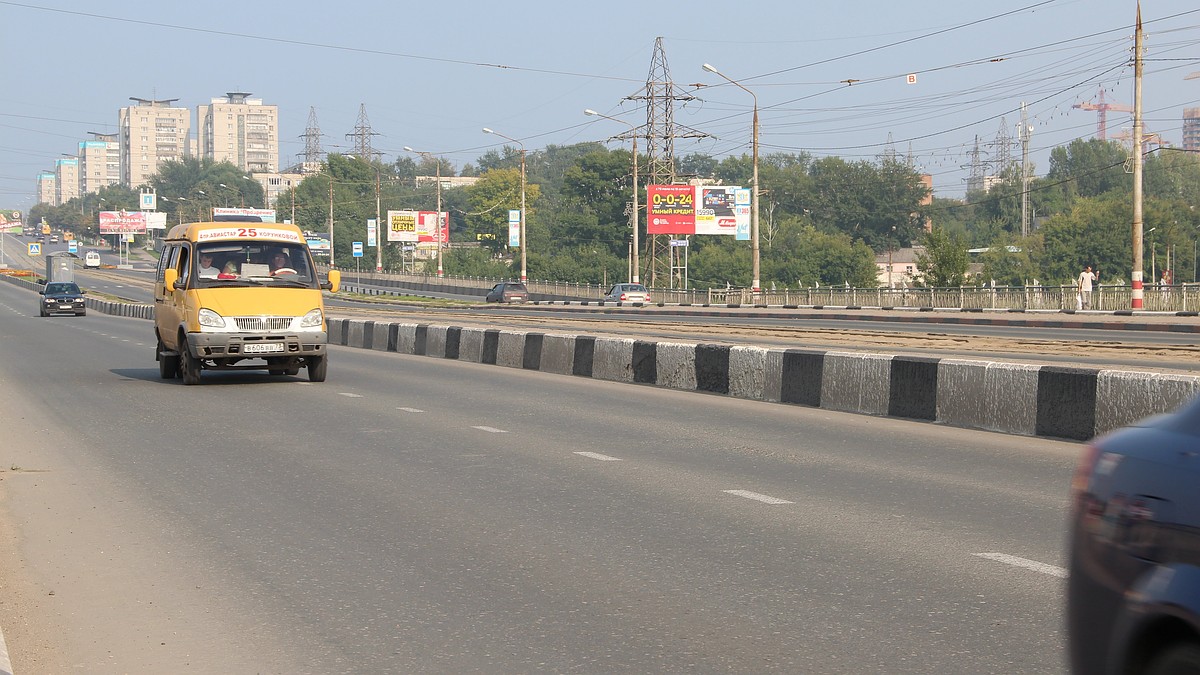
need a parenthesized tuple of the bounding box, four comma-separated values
(978, 233, 1042, 286)
(916, 228, 970, 286)
(765, 221, 878, 287)
(1046, 138, 1129, 199)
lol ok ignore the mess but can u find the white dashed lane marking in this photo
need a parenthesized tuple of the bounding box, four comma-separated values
(973, 553, 1067, 578)
(338, 392, 364, 398)
(722, 490, 794, 505)
(396, 407, 425, 413)
(574, 451, 621, 461)
(473, 426, 507, 433)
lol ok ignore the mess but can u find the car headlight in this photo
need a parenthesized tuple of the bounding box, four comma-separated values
(198, 308, 225, 328)
(300, 309, 323, 328)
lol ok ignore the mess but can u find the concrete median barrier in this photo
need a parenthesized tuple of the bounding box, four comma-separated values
(9, 278, 1196, 441)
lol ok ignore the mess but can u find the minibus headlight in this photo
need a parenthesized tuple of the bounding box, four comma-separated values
(300, 309, 323, 328)
(198, 308, 225, 328)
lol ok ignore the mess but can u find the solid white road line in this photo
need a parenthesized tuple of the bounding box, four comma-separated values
(722, 490, 794, 505)
(0, 619, 12, 675)
(472, 426, 507, 433)
(973, 552, 1067, 578)
(574, 451, 622, 461)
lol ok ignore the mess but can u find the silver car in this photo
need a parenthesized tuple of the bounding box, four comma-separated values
(603, 283, 651, 304)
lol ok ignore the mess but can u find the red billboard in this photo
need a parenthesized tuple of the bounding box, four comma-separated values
(99, 210, 148, 234)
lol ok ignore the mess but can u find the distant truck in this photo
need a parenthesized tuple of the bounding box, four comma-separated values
(45, 252, 76, 283)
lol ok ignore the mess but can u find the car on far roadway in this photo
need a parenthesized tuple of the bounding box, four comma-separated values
(49, 234, 59, 244)
(485, 281, 528, 303)
(39, 281, 86, 317)
(603, 283, 651, 304)
(1067, 394, 1200, 675)
(83, 250, 102, 268)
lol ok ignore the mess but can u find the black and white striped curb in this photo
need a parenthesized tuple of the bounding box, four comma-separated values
(5, 272, 1193, 441)
(329, 318, 1199, 442)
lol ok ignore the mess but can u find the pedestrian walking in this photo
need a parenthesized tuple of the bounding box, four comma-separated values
(1077, 265, 1098, 310)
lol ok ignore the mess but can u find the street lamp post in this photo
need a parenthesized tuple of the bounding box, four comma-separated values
(403, 146, 446, 277)
(702, 63, 760, 294)
(482, 127, 526, 282)
(217, 183, 239, 208)
(161, 196, 184, 225)
(584, 109, 640, 284)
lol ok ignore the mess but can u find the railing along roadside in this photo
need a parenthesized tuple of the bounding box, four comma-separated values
(315, 265, 1200, 312)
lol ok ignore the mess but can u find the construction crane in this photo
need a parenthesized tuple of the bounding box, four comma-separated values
(1072, 88, 1133, 140)
(1111, 128, 1168, 154)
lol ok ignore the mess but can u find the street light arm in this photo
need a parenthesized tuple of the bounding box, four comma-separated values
(584, 108, 640, 284)
(483, 127, 527, 282)
(404, 145, 447, 277)
(703, 63, 757, 107)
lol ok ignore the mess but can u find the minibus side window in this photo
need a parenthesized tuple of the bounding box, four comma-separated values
(156, 245, 174, 282)
(176, 246, 190, 286)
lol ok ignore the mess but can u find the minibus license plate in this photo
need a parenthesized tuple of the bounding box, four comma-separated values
(245, 343, 284, 354)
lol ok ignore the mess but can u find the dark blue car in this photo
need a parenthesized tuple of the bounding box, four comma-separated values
(1067, 395, 1200, 674)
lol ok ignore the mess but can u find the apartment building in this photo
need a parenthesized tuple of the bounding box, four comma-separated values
(1184, 107, 1200, 153)
(54, 157, 79, 205)
(198, 92, 279, 174)
(119, 97, 190, 187)
(78, 135, 121, 194)
(36, 172, 56, 205)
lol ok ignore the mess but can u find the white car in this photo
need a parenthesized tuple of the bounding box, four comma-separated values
(83, 250, 101, 268)
(603, 283, 651, 304)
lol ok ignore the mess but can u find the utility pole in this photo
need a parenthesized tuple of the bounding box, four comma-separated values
(1019, 102, 1032, 237)
(328, 178, 335, 270)
(403, 146, 447, 278)
(375, 170, 382, 272)
(1132, 2, 1146, 309)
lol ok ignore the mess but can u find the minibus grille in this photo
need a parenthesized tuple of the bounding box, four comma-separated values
(234, 316, 293, 331)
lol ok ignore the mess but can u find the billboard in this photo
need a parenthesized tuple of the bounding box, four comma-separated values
(99, 210, 148, 234)
(212, 207, 277, 223)
(646, 185, 750, 236)
(386, 210, 448, 246)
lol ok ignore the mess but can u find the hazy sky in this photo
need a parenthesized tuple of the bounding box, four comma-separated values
(2, 0, 1197, 213)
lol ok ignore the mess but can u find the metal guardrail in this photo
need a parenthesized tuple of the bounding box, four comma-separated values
(324, 266, 1200, 312)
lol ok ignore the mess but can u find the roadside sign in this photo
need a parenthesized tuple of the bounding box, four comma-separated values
(352, 241, 364, 258)
(28, 242, 41, 256)
(68, 242, 78, 254)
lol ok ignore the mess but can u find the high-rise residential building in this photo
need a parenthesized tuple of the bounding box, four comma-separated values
(55, 157, 79, 205)
(198, 92, 279, 174)
(36, 172, 56, 205)
(1184, 107, 1200, 153)
(253, 172, 307, 215)
(78, 133, 121, 194)
(119, 97, 190, 188)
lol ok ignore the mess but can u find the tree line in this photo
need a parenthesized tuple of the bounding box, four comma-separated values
(29, 138, 1200, 288)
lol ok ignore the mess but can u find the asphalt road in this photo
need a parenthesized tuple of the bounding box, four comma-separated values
(0, 279, 1079, 673)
